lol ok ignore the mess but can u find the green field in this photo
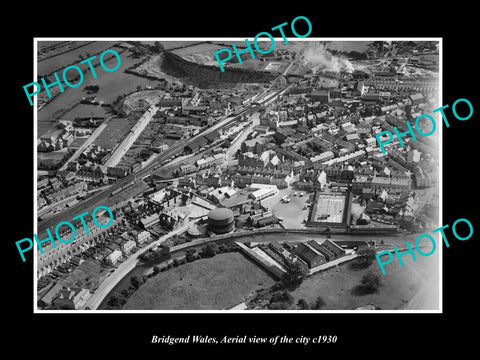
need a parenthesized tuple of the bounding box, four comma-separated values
(93, 117, 134, 150)
(37, 45, 159, 137)
(290, 250, 439, 310)
(38, 41, 118, 76)
(61, 104, 110, 121)
(124, 252, 276, 310)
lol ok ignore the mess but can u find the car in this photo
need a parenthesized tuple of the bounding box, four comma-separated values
(299, 193, 304, 197)
(293, 192, 298, 196)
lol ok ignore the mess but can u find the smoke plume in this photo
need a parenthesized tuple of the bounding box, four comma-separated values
(300, 42, 354, 73)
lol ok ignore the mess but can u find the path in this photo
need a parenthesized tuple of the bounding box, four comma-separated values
(58, 117, 111, 171)
(225, 112, 259, 163)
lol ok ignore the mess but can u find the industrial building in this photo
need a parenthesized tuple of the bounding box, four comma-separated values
(294, 242, 327, 268)
(207, 208, 235, 234)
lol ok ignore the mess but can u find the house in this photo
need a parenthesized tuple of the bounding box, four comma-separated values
(178, 164, 197, 176)
(241, 139, 264, 154)
(310, 151, 335, 164)
(39, 283, 63, 308)
(115, 238, 136, 255)
(53, 287, 91, 310)
(345, 133, 360, 142)
(135, 230, 151, 245)
(106, 249, 123, 265)
(409, 93, 425, 106)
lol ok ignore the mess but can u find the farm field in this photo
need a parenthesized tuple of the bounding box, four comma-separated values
(290, 249, 439, 310)
(124, 252, 276, 310)
(38, 41, 118, 76)
(37, 149, 68, 168)
(93, 117, 135, 150)
(61, 104, 110, 121)
(38, 47, 158, 137)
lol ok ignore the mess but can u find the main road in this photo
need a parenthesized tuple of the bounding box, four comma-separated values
(83, 222, 192, 310)
(38, 84, 293, 234)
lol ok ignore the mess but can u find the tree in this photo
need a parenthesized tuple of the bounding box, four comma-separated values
(312, 296, 326, 309)
(107, 293, 126, 309)
(121, 288, 133, 298)
(130, 275, 144, 289)
(222, 140, 231, 149)
(270, 291, 294, 305)
(201, 243, 219, 258)
(159, 245, 171, 258)
(139, 252, 154, 263)
(268, 301, 290, 310)
(356, 247, 377, 265)
(154, 41, 164, 53)
(360, 272, 381, 293)
(185, 249, 197, 262)
(297, 299, 310, 310)
(282, 259, 309, 288)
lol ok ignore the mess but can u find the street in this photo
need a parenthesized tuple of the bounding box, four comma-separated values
(83, 222, 191, 310)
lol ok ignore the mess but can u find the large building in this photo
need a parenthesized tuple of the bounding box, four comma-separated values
(321, 239, 346, 258)
(295, 242, 326, 268)
(207, 208, 235, 234)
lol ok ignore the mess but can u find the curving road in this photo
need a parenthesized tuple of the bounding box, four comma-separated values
(83, 222, 192, 310)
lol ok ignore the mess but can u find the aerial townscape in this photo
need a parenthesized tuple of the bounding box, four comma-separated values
(36, 39, 440, 311)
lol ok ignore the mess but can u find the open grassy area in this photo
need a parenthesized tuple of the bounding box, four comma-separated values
(61, 104, 110, 122)
(38, 41, 117, 76)
(93, 117, 134, 150)
(37, 45, 158, 137)
(124, 252, 276, 310)
(290, 250, 439, 310)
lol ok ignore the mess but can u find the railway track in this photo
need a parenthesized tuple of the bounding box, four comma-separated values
(37, 84, 291, 234)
